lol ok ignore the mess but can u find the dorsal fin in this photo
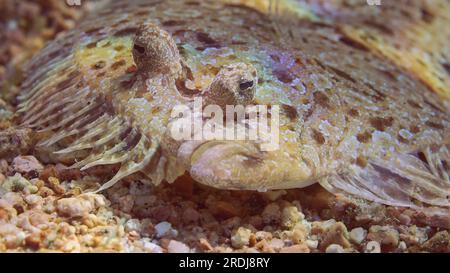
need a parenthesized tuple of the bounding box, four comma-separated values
(320, 145, 450, 209)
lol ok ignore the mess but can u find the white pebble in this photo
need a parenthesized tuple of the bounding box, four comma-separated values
(325, 244, 345, 253)
(268, 238, 285, 250)
(306, 239, 318, 249)
(141, 239, 163, 253)
(349, 227, 367, 244)
(167, 240, 190, 253)
(365, 241, 381, 253)
(125, 219, 142, 233)
(154, 221, 172, 238)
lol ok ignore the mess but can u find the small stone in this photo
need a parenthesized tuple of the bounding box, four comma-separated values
(365, 241, 381, 253)
(325, 244, 345, 253)
(255, 231, 272, 241)
(280, 244, 310, 253)
(154, 221, 172, 238)
(281, 205, 304, 229)
(12, 156, 43, 174)
(421, 231, 449, 252)
(118, 195, 134, 213)
(2, 173, 32, 192)
(349, 227, 367, 244)
(56, 194, 105, 217)
(182, 207, 200, 224)
(198, 238, 213, 251)
(47, 177, 65, 194)
(262, 203, 281, 225)
(125, 219, 142, 233)
(24, 194, 43, 206)
(167, 240, 190, 253)
(306, 239, 319, 249)
(367, 225, 399, 248)
(141, 239, 163, 253)
(268, 238, 284, 250)
(25, 233, 41, 250)
(320, 222, 351, 250)
(214, 201, 239, 218)
(291, 223, 308, 244)
(231, 227, 252, 249)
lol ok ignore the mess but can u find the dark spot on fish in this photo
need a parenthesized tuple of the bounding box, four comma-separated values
(313, 58, 327, 71)
(312, 129, 325, 145)
(126, 65, 137, 73)
(356, 156, 368, 168)
(425, 120, 444, 130)
(410, 125, 420, 133)
(114, 27, 138, 37)
(416, 151, 428, 165)
(369, 116, 394, 131)
(86, 42, 97, 49)
(357, 131, 372, 143)
(185, 1, 200, 5)
(327, 66, 356, 83)
(84, 27, 102, 35)
(151, 106, 162, 114)
(339, 36, 370, 52)
(295, 57, 304, 67)
(56, 72, 79, 91)
(270, 54, 280, 63)
(48, 50, 60, 59)
(364, 82, 386, 102)
(134, 10, 150, 16)
(96, 72, 106, 78)
(196, 32, 218, 45)
(281, 104, 298, 120)
(162, 20, 185, 27)
(348, 108, 359, 117)
(442, 63, 450, 77)
(407, 99, 421, 109)
(363, 20, 394, 35)
(421, 8, 435, 23)
(114, 45, 125, 51)
(224, 3, 266, 18)
(378, 69, 397, 82)
(91, 60, 106, 70)
(313, 92, 330, 108)
(273, 69, 294, 84)
(111, 60, 126, 70)
(424, 98, 443, 113)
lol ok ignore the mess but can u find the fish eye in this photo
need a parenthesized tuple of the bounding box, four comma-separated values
(239, 80, 254, 90)
(133, 44, 146, 54)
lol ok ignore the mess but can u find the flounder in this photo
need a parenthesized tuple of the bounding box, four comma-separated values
(16, 0, 450, 215)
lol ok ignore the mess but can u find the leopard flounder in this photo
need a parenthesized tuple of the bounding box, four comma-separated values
(17, 1, 450, 213)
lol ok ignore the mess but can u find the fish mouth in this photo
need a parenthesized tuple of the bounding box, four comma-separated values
(175, 139, 314, 191)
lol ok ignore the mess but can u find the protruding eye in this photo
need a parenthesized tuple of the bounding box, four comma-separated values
(133, 44, 145, 54)
(239, 80, 254, 91)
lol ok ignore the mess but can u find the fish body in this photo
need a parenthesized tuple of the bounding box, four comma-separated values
(17, 0, 449, 210)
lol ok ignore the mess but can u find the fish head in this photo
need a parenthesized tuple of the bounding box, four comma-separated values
(125, 24, 318, 191)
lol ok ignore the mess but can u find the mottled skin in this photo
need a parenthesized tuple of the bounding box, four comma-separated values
(17, 0, 449, 209)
